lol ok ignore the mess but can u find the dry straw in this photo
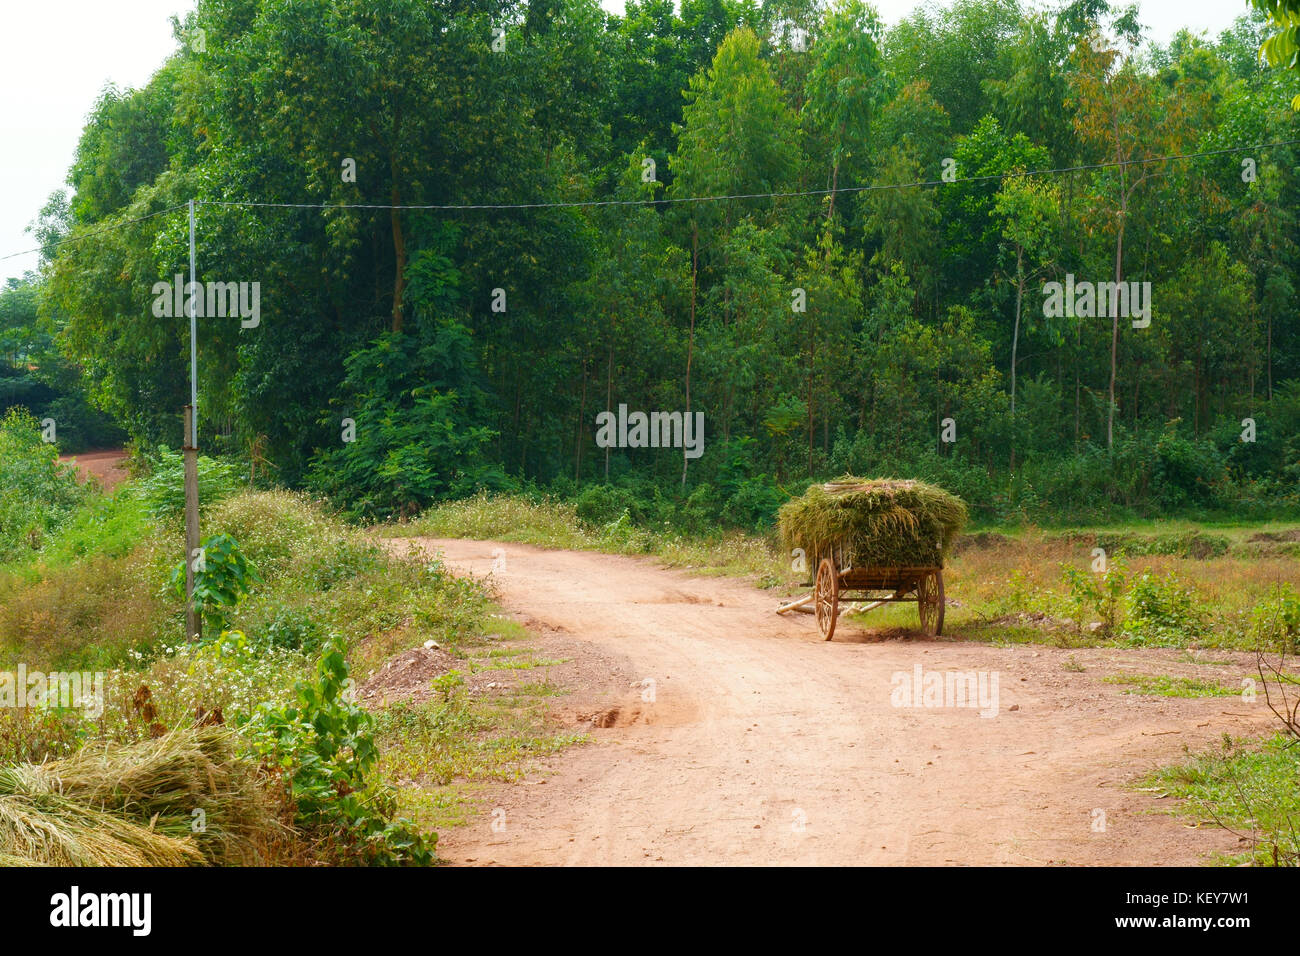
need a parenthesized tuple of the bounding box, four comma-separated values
(0, 727, 287, 866)
(778, 477, 968, 570)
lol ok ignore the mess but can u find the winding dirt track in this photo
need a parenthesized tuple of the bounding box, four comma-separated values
(393, 538, 1278, 866)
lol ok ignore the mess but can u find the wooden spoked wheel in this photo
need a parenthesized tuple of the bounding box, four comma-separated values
(916, 570, 945, 636)
(815, 558, 840, 641)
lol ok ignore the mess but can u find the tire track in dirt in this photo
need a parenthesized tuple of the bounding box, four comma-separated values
(390, 538, 1279, 866)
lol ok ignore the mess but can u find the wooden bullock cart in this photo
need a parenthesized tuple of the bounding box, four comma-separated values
(777, 547, 945, 641)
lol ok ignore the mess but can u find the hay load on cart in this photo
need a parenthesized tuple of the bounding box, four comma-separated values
(776, 478, 968, 640)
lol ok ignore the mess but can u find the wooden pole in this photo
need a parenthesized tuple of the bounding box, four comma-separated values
(183, 405, 201, 642)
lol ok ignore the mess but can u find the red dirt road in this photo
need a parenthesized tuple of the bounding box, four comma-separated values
(58, 448, 129, 491)
(393, 538, 1279, 866)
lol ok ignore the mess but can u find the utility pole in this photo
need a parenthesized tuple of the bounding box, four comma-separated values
(184, 199, 201, 642)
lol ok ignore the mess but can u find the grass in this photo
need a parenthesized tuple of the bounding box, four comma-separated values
(474, 656, 569, 671)
(396, 490, 783, 581)
(1101, 674, 1239, 698)
(373, 636, 586, 832)
(1148, 734, 1300, 866)
(0, 484, 577, 864)
(778, 477, 968, 568)
(364, 609, 590, 834)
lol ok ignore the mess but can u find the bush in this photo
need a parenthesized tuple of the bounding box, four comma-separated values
(1250, 583, 1300, 652)
(722, 474, 786, 529)
(242, 642, 435, 865)
(1123, 569, 1206, 646)
(0, 407, 88, 562)
(170, 532, 262, 635)
(573, 484, 639, 528)
(255, 606, 327, 654)
(1152, 431, 1228, 509)
(1060, 557, 1127, 638)
(306, 323, 510, 521)
(134, 445, 241, 520)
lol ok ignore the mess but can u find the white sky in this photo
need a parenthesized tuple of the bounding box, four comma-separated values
(0, 0, 1256, 283)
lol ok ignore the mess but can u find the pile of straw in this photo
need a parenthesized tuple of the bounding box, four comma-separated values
(778, 477, 968, 569)
(0, 728, 286, 866)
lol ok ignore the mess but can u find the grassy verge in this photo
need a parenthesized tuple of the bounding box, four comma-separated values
(0, 485, 581, 864)
(1148, 733, 1300, 866)
(373, 628, 586, 832)
(391, 491, 785, 583)
(1101, 674, 1238, 697)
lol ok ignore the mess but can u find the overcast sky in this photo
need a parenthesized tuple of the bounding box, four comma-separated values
(0, 0, 1256, 283)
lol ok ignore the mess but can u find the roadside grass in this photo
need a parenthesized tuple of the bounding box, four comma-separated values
(394, 491, 783, 581)
(1148, 734, 1300, 866)
(1101, 674, 1238, 698)
(0, 489, 173, 671)
(474, 656, 569, 671)
(0, 485, 581, 863)
(0, 490, 154, 580)
(372, 622, 587, 834)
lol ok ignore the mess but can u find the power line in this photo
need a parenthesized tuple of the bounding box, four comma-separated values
(2, 137, 1297, 263)
(0, 202, 188, 264)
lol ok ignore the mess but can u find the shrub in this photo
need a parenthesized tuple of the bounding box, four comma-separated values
(170, 532, 262, 635)
(253, 606, 327, 654)
(573, 484, 638, 528)
(1123, 568, 1206, 646)
(305, 323, 510, 521)
(134, 445, 241, 520)
(1250, 583, 1300, 652)
(1152, 431, 1228, 509)
(0, 407, 88, 562)
(242, 642, 435, 865)
(1060, 557, 1127, 638)
(722, 473, 786, 529)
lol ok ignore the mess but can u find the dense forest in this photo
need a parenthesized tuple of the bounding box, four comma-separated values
(4, 0, 1300, 525)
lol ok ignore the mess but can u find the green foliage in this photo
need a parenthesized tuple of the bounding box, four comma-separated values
(1061, 556, 1128, 638)
(0, 408, 88, 562)
(307, 322, 508, 521)
(573, 484, 639, 528)
(243, 642, 435, 865)
(135, 446, 241, 520)
(1249, 582, 1300, 651)
(0, 275, 125, 453)
(1253, 0, 1300, 107)
(170, 532, 262, 633)
(1122, 568, 1207, 646)
(1153, 733, 1300, 866)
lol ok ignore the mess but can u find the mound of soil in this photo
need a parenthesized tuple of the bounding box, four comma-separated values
(359, 645, 461, 707)
(1248, 529, 1300, 543)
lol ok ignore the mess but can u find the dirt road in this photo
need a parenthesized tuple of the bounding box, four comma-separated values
(395, 538, 1278, 866)
(59, 448, 129, 491)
